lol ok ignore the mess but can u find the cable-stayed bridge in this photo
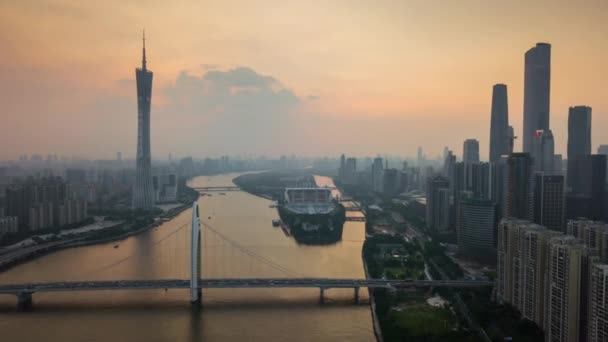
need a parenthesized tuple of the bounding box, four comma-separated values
(0, 202, 492, 310)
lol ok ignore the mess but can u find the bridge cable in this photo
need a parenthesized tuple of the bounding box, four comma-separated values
(201, 222, 301, 277)
(81, 221, 190, 278)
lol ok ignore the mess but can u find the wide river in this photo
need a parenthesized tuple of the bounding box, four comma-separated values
(0, 173, 374, 341)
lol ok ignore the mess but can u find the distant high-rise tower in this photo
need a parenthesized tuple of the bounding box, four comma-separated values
(463, 139, 480, 164)
(426, 176, 450, 234)
(489, 84, 510, 162)
(567, 106, 592, 190)
(523, 43, 551, 154)
(132, 32, 155, 210)
(532, 129, 555, 174)
(339, 154, 346, 180)
(504, 153, 534, 220)
(533, 174, 564, 231)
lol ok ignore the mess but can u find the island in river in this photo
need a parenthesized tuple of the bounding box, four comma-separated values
(233, 171, 345, 245)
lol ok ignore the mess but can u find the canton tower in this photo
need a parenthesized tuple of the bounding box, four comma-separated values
(132, 32, 155, 210)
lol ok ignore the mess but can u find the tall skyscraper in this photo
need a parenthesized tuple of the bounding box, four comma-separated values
(598, 145, 608, 184)
(371, 157, 384, 192)
(566, 155, 607, 221)
(132, 33, 155, 210)
(344, 157, 357, 184)
(457, 196, 496, 257)
(426, 176, 450, 234)
(567, 106, 592, 190)
(523, 42, 551, 154)
(489, 84, 510, 162)
(463, 139, 480, 164)
(545, 236, 589, 342)
(470, 162, 490, 199)
(532, 129, 555, 174)
(504, 153, 534, 220)
(533, 174, 564, 231)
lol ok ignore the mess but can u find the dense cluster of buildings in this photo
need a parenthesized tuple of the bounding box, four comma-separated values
(0, 177, 89, 236)
(498, 219, 608, 342)
(336, 42, 608, 341)
(421, 42, 608, 263)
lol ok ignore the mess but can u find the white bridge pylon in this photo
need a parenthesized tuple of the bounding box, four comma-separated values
(190, 201, 202, 304)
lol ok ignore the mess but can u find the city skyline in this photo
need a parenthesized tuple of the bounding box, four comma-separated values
(1, 1, 608, 160)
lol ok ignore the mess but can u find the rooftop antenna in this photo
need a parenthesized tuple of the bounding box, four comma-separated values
(142, 29, 147, 70)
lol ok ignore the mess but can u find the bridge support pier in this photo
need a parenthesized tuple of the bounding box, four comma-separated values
(17, 292, 32, 311)
(319, 287, 325, 304)
(354, 287, 360, 304)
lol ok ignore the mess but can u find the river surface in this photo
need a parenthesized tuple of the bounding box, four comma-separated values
(0, 173, 374, 342)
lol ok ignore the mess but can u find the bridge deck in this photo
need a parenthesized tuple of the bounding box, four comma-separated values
(0, 278, 493, 294)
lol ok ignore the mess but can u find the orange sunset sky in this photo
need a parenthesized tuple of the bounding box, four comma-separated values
(1, 0, 607, 160)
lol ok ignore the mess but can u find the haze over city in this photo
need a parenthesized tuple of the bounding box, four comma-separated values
(1, 0, 607, 160)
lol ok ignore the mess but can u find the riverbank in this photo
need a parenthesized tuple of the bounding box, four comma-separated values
(0, 200, 195, 272)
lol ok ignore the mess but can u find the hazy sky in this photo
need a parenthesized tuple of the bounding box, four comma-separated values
(1, 0, 607, 161)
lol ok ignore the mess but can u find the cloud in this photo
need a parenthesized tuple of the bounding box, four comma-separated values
(200, 64, 219, 70)
(159, 67, 301, 155)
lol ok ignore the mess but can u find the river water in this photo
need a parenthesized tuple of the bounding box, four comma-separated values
(0, 173, 374, 342)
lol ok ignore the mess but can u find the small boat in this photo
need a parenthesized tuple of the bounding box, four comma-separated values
(113, 244, 119, 249)
(272, 219, 281, 227)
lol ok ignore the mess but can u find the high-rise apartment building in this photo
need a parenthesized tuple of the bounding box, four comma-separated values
(497, 218, 529, 305)
(520, 225, 562, 328)
(523, 43, 551, 154)
(566, 219, 608, 263)
(545, 236, 589, 342)
(589, 264, 608, 342)
(132, 33, 155, 210)
(489, 84, 510, 162)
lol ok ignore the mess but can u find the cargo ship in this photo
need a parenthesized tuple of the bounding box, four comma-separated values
(277, 187, 345, 245)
